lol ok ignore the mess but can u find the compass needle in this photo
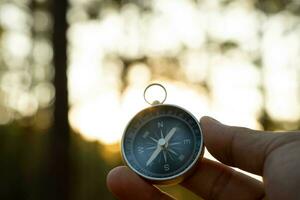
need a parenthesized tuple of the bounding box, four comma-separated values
(165, 127, 177, 143)
(146, 146, 162, 166)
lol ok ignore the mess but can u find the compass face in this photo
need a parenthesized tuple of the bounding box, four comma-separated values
(122, 104, 203, 182)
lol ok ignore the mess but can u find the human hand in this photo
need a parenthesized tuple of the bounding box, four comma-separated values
(107, 117, 300, 200)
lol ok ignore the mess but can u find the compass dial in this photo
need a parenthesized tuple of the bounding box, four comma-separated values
(122, 104, 203, 183)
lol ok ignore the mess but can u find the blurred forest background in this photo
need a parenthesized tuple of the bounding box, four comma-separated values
(0, 0, 300, 199)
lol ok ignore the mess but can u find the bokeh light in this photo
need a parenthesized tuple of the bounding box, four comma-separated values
(67, 0, 300, 146)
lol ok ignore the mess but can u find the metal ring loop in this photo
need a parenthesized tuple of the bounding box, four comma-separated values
(143, 83, 167, 105)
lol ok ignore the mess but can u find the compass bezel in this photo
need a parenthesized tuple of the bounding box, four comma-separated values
(121, 104, 204, 185)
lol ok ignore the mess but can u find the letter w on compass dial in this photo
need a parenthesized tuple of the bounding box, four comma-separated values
(132, 116, 195, 178)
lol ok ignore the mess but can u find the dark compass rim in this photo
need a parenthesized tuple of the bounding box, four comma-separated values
(121, 104, 204, 182)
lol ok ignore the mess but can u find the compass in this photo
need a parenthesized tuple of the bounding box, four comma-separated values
(121, 84, 204, 185)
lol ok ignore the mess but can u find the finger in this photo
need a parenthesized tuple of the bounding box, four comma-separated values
(181, 159, 265, 200)
(200, 116, 282, 175)
(107, 166, 174, 200)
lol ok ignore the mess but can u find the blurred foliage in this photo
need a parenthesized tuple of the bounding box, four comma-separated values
(255, 0, 300, 15)
(0, 122, 119, 200)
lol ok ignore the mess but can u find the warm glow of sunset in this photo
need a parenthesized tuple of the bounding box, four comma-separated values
(69, 80, 210, 145)
(66, 0, 300, 146)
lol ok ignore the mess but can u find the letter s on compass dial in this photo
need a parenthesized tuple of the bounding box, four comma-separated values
(121, 104, 204, 185)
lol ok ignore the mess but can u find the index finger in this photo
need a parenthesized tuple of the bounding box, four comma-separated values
(200, 116, 279, 175)
(181, 158, 264, 200)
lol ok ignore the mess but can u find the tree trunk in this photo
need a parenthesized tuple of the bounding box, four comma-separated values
(49, 0, 70, 199)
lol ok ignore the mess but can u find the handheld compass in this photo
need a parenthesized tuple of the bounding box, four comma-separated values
(121, 83, 204, 185)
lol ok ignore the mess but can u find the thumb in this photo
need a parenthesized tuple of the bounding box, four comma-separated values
(200, 116, 288, 175)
